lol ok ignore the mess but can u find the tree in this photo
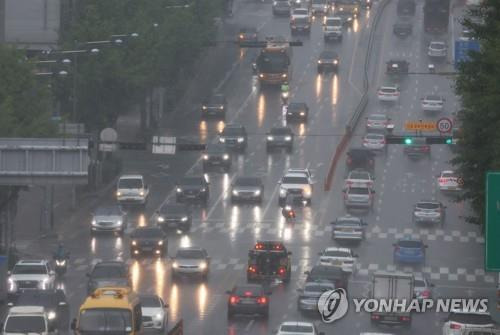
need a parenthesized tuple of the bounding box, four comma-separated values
(453, 0, 500, 226)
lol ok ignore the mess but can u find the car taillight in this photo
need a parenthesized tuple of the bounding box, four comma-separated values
(422, 146, 430, 152)
(278, 267, 286, 275)
(421, 290, 430, 298)
(400, 316, 410, 321)
(371, 314, 380, 320)
(230, 296, 240, 304)
(248, 266, 257, 273)
(439, 177, 447, 183)
(450, 323, 462, 330)
(258, 296, 268, 304)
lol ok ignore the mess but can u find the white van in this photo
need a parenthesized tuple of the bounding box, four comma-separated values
(3, 306, 51, 335)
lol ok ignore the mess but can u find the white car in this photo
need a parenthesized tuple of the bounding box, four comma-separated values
(323, 16, 343, 41)
(377, 85, 400, 102)
(345, 169, 374, 188)
(428, 41, 447, 57)
(362, 133, 386, 151)
(116, 174, 149, 207)
(279, 170, 314, 205)
(287, 168, 314, 181)
(8, 260, 55, 293)
(3, 306, 50, 335)
(437, 170, 462, 192)
(291, 7, 310, 20)
(442, 310, 494, 335)
(421, 94, 445, 112)
(317, 247, 358, 273)
(140, 294, 168, 331)
(276, 321, 325, 335)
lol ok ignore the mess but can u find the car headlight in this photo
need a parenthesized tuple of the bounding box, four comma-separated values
(155, 313, 164, 320)
(219, 138, 226, 143)
(157, 216, 165, 223)
(273, 1, 277, 5)
(317, 60, 322, 64)
(334, 60, 338, 64)
(304, 187, 312, 197)
(55, 260, 66, 266)
(201, 188, 206, 192)
(91, 219, 97, 226)
(285, 136, 292, 141)
(202, 106, 207, 110)
(219, 105, 225, 110)
(259, 73, 264, 78)
(232, 190, 239, 196)
(40, 278, 49, 290)
(237, 137, 245, 143)
(116, 220, 122, 226)
(280, 188, 287, 196)
(176, 187, 182, 193)
(8, 278, 15, 292)
(48, 311, 56, 320)
(199, 261, 207, 270)
(223, 154, 230, 160)
(116, 191, 122, 197)
(300, 111, 305, 116)
(132, 240, 137, 246)
(254, 190, 261, 196)
(203, 154, 209, 160)
(172, 262, 178, 269)
(239, 34, 244, 39)
(181, 216, 188, 222)
(281, 73, 287, 78)
(267, 136, 274, 141)
(282, 92, 289, 98)
(158, 240, 164, 246)
(139, 191, 145, 196)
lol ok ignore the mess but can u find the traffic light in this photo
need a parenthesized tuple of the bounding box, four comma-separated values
(426, 136, 453, 144)
(385, 135, 453, 144)
(404, 137, 413, 145)
(385, 136, 414, 144)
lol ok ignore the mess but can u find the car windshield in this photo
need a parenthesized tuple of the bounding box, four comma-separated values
(234, 286, 261, 296)
(140, 296, 162, 307)
(5, 316, 46, 333)
(425, 95, 441, 101)
(320, 51, 337, 59)
(118, 178, 143, 189)
(161, 205, 188, 215)
(176, 249, 205, 259)
(325, 19, 341, 26)
(417, 202, 440, 210)
(79, 309, 132, 332)
(398, 240, 423, 248)
(294, 9, 308, 14)
(349, 171, 370, 180)
(92, 265, 126, 278)
(323, 250, 350, 257)
(222, 127, 244, 136)
(15, 292, 58, 307)
(310, 266, 341, 276)
(288, 103, 306, 111)
(208, 95, 225, 104)
(271, 128, 291, 135)
(368, 114, 387, 121)
(132, 228, 161, 238)
(282, 176, 308, 184)
(365, 134, 384, 140)
(280, 325, 314, 332)
(235, 177, 260, 186)
(180, 177, 203, 186)
(381, 87, 397, 93)
(430, 42, 445, 49)
(294, 17, 309, 24)
(13, 264, 46, 275)
(348, 187, 369, 195)
(442, 172, 456, 178)
(257, 53, 289, 73)
(305, 284, 333, 293)
(414, 279, 426, 287)
(448, 313, 493, 325)
(207, 144, 226, 153)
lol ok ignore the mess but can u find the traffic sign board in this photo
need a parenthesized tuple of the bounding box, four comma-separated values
(404, 121, 436, 131)
(454, 39, 480, 69)
(486, 172, 500, 271)
(436, 117, 453, 133)
(457, 176, 464, 186)
(152, 136, 176, 155)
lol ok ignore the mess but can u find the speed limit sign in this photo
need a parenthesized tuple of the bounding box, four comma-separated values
(436, 117, 453, 134)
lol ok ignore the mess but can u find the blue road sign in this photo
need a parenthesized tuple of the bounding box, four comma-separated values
(454, 39, 480, 69)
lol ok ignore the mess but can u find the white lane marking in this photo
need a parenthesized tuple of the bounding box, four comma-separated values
(244, 320, 254, 332)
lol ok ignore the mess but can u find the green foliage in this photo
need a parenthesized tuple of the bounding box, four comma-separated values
(453, 0, 500, 226)
(0, 45, 55, 137)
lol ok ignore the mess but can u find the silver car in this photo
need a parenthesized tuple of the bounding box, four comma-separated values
(171, 247, 210, 280)
(343, 183, 375, 209)
(366, 113, 390, 132)
(362, 133, 386, 151)
(297, 282, 335, 312)
(428, 41, 447, 58)
(91, 205, 127, 234)
(413, 275, 434, 302)
(231, 176, 264, 203)
(331, 215, 367, 241)
(421, 94, 445, 112)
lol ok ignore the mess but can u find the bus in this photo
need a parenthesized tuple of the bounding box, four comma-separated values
(71, 287, 143, 335)
(255, 38, 292, 86)
(424, 0, 451, 34)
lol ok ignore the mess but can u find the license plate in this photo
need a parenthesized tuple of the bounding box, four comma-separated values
(241, 299, 255, 304)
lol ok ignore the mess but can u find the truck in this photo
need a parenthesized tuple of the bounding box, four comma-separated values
(255, 38, 292, 86)
(424, 0, 451, 34)
(370, 271, 414, 327)
(334, 0, 360, 19)
(247, 241, 292, 283)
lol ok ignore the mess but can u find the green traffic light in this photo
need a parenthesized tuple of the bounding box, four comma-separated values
(404, 138, 413, 145)
(446, 137, 453, 144)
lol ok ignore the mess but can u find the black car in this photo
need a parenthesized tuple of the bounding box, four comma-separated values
(201, 94, 227, 118)
(176, 176, 210, 203)
(231, 176, 264, 203)
(404, 137, 431, 158)
(397, 0, 415, 16)
(291, 17, 311, 34)
(286, 102, 309, 122)
(317, 50, 339, 73)
(130, 226, 167, 258)
(386, 59, 409, 75)
(202, 144, 231, 172)
(226, 284, 271, 319)
(87, 261, 130, 294)
(219, 124, 248, 151)
(266, 127, 294, 152)
(346, 148, 375, 174)
(155, 204, 192, 233)
(238, 27, 258, 45)
(273, 0, 291, 16)
(9, 289, 69, 331)
(304, 265, 349, 289)
(393, 21, 412, 38)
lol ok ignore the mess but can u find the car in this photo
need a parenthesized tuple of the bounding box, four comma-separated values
(317, 50, 339, 73)
(317, 247, 358, 274)
(8, 260, 55, 293)
(219, 123, 247, 151)
(366, 113, 391, 132)
(428, 41, 447, 58)
(393, 238, 427, 264)
(140, 295, 168, 331)
(273, 0, 292, 16)
(362, 133, 386, 151)
(201, 94, 227, 118)
(323, 16, 343, 41)
(130, 226, 167, 258)
(286, 102, 309, 122)
(393, 21, 412, 38)
(226, 284, 270, 319)
(291, 7, 310, 20)
(331, 215, 367, 242)
(171, 247, 210, 280)
(266, 126, 294, 152)
(155, 204, 192, 233)
(421, 94, 445, 112)
(296, 282, 336, 313)
(276, 321, 325, 335)
(404, 137, 431, 158)
(238, 27, 258, 45)
(90, 205, 127, 235)
(377, 85, 400, 102)
(386, 59, 409, 75)
(8, 289, 69, 331)
(437, 170, 462, 192)
(413, 200, 446, 225)
(175, 176, 210, 204)
(333, 5, 355, 24)
(86, 261, 130, 294)
(413, 275, 434, 302)
(346, 148, 375, 174)
(116, 174, 149, 207)
(304, 265, 349, 288)
(345, 169, 375, 188)
(287, 167, 314, 180)
(247, 241, 292, 283)
(311, 0, 329, 15)
(343, 182, 375, 210)
(278, 171, 313, 206)
(202, 143, 231, 172)
(290, 16, 311, 34)
(3, 306, 52, 335)
(397, 0, 415, 15)
(231, 176, 264, 203)
(441, 310, 494, 335)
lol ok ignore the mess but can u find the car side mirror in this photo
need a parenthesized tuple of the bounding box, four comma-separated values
(430, 283, 435, 287)
(425, 245, 429, 248)
(70, 319, 77, 331)
(371, 190, 376, 194)
(7, 302, 13, 307)
(353, 254, 359, 258)
(164, 303, 170, 309)
(49, 270, 55, 276)
(225, 290, 232, 294)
